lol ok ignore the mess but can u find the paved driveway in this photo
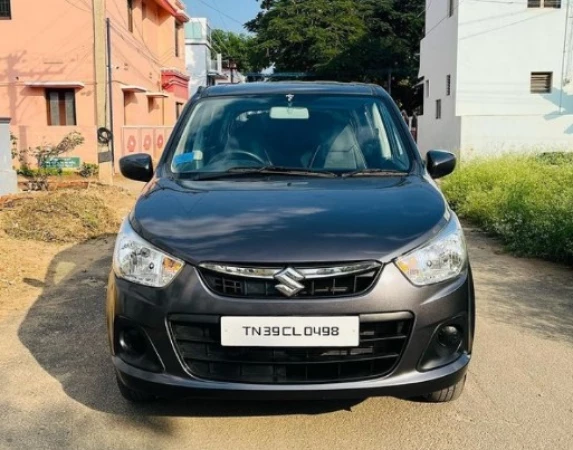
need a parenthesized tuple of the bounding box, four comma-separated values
(0, 228, 572, 450)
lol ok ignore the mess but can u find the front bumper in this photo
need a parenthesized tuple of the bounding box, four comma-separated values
(107, 263, 475, 399)
(115, 355, 469, 400)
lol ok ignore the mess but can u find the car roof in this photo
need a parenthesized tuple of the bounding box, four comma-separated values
(200, 82, 387, 98)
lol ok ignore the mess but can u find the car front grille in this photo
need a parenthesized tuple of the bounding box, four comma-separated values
(198, 263, 381, 299)
(170, 317, 412, 384)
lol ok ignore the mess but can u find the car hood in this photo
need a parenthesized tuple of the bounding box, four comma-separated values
(131, 177, 448, 264)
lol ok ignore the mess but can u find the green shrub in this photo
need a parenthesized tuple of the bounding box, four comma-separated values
(79, 163, 99, 178)
(536, 151, 573, 166)
(10, 132, 18, 159)
(442, 154, 573, 265)
(17, 166, 76, 178)
(15, 132, 85, 189)
(18, 166, 60, 177)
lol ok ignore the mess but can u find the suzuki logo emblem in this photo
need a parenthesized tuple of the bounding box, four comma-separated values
(274, 267, 305, 297)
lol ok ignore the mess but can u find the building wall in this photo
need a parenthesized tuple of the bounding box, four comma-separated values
(0, 0, 98, 163)
(0, 0, 188, 168)
(0, 118, 18, 195)
(457, 1, 571, 117)
(98, 0, 188, 162)
(215, 68, 246, 85)
(418, 0, 461, 156)
(186, 44, 209, 95)
(456, 0, 573, 155)
(185, 18, 217, 95)
(461, 114, 573, 157)
(419, 0, 573, 157)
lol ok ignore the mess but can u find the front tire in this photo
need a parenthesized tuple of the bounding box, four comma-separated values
(116, 375, 156, 402)
(423, 375, 466, 403)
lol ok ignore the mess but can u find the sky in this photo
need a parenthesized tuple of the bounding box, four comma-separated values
(184, 0, 261, 34)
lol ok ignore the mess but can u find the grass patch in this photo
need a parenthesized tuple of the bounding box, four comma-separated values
(442, 153, 573, 265)
(1, 188, 122, 243)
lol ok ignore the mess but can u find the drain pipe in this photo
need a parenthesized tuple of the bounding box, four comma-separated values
(106, 18, 115, 169)
(559, 0, 570, 113)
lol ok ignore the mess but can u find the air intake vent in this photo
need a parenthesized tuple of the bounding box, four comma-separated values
(170, 316, 413, 384)
(531, 72, 552, 94)
(198, 262, 382, 299)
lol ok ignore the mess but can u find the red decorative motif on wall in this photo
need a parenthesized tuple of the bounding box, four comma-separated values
(127, 136, 136, 153)
(143, 134, 152, 151)
(122, 127, 174, 160)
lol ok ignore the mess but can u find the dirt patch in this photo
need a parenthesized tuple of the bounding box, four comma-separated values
(0, 184, 135, 319)
(0, 185, 132, 242)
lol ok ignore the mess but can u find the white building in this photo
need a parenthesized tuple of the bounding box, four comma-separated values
(185, 18, 225, 96)
(215, 64, 247, 85)
(418, 0, 573, 158)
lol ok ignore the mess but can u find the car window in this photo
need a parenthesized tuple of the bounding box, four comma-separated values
(169, 95, 413, 176)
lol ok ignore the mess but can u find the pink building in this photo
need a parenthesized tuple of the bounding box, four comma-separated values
(0, 0, 190, 168)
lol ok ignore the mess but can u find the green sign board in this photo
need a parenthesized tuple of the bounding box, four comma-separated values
(42, 157, 81, 169)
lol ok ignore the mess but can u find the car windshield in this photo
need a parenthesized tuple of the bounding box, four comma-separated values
(168, 94, 412, 178)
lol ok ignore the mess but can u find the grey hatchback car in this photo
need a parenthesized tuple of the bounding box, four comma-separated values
(108, 82, 475, 403)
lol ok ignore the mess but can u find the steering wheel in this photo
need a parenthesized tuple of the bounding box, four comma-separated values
(209, 150, 269, 166)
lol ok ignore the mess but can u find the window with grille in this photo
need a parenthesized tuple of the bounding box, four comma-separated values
(436, 99, 442, 120)
(46, 89, 77, 126)
(0, 0, 11, 19)
(531, 72, 552, 94)
(127, 0, 133, 32)
(528, 0, 561, 8)
(446, 75, 452, 96)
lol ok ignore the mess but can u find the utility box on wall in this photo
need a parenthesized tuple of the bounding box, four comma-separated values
(0, 118, 18, 196)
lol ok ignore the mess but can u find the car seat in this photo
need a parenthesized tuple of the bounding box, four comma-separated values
(309, 123, 367, 170)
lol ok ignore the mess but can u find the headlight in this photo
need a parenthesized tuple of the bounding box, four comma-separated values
(395, 215, 467, 286)
(113, 219, 184, 288)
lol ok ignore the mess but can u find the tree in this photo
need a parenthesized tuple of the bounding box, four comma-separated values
(246, 0, 425, 110)
(246, 0, 366, 73)
(348, 0, 425, 110)
(211, 29, 261, 73)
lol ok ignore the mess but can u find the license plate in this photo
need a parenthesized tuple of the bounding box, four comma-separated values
(220, 316, 360, 347)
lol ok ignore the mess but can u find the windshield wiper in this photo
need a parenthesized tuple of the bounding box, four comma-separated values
(193, 166, 338, 181)
(341, 168, 408, 178)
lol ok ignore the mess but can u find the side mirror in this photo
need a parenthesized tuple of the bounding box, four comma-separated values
(426, 150, 456, 179)
(119, 153, 154, 182)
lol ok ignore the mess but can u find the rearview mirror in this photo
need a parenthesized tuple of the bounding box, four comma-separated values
(119, 153, 154, 183)
(426, 150, 456, 179)
(270, 107, 310, 120)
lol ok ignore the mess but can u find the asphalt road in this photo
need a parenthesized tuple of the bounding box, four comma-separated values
(0, 228, 572, 450)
